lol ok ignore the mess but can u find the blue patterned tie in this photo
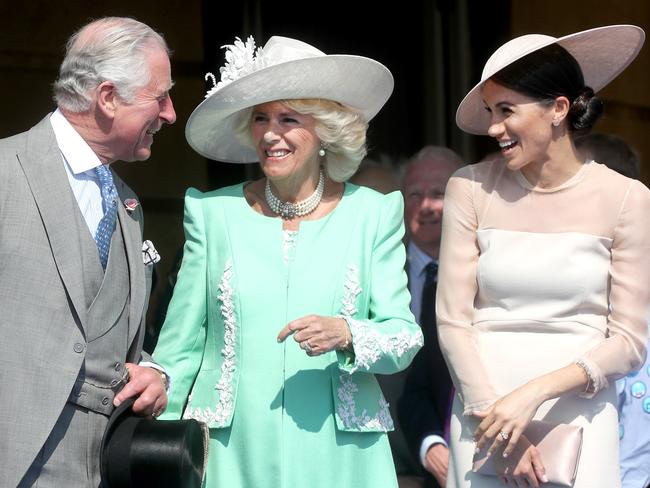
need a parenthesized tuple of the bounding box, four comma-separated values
(94, 165, 118, 269)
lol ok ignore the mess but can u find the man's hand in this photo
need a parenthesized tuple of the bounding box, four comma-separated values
(113, 363, 168, 417)
(424, 443, 449, 487)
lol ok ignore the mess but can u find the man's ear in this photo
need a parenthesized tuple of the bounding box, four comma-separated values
(96, 81, 118, 118)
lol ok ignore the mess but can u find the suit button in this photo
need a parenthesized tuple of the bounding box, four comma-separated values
(110, 379, 119, 387)
(73, 343, 85, 353)
(102, 397, 110, 406)
(114, 362, 122, 371)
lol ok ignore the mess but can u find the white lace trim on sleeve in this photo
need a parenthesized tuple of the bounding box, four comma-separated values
(183, 260, 236, 426)
(575, 358, 603, 398)
(336, 374, 394, 431)
(339, 263, 423, 373)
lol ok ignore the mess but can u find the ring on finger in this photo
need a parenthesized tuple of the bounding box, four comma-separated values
(302, 341, 312, 353)
(499, 430, 510, 441)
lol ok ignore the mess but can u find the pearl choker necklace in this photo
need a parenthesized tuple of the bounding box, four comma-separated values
(265, 170, 325, 220)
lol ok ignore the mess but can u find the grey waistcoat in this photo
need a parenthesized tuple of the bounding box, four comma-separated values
(68, 209, 132, 416)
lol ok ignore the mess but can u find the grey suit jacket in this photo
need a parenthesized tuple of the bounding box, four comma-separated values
(0, 115, 151, 487)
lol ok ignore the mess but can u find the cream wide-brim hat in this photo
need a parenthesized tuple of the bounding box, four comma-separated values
(456, 24, 645, 135)
(185, 36, 394, 163)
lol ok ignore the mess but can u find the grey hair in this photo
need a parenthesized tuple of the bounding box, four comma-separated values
(53, 17, 169, 112)
(232, 99, 369, 182)
(400, 145, 463, 184)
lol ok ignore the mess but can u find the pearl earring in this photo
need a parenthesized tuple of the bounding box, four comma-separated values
(318, 146, 326, 157)
(553, 119, 560, 127)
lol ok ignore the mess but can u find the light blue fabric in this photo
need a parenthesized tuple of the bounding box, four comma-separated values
(618, 331, 650, 488)
(94, 165, 118, 269)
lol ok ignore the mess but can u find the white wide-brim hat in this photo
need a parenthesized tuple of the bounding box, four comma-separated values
(185, 36, 394, 163)
(456, 24, 645, 135)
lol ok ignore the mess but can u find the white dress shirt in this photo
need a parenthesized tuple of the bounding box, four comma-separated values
(406, 241, 448, 465)
(406, 241, 436, 321)
(50, 109, 106, 238)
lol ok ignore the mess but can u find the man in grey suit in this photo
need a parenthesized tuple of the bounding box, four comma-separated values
(0, 17, 176, 487)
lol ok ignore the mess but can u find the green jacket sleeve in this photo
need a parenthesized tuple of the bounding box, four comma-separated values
(337, 191, 423, 375)
(153, 188, 208, 420)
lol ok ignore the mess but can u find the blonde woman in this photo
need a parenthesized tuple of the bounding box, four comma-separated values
(154, 36, 422, 488)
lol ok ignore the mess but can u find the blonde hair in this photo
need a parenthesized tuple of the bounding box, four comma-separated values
(233, 98, 368, 182)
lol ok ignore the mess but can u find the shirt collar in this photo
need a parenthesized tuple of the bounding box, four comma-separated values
(408, 241, 436, 278)
(50, 108, 103, 175)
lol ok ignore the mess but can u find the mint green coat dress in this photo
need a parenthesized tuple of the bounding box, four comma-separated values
(154, 182, 423, 488)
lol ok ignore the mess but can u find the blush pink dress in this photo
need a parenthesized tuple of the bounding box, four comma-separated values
(437, 159, 650, 488)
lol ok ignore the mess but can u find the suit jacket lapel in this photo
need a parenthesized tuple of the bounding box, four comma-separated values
(17, 115, 89, 331)
(404, 247, 411, 291)
(114, 176, 146, 347)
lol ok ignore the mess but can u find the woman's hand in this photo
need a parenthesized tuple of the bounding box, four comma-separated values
(491, 434, 547, 487)
(473, 380, 546, 458)
(277, 315, 351, 356)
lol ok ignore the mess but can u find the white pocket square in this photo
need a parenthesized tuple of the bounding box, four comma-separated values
(142, 239, 161, 265)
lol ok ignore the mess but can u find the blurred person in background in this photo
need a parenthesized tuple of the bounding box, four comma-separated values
(395, 146, 462, 488)
(576, 132, 650, 488)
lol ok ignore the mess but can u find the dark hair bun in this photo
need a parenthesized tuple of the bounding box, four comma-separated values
(568, 87, 603, 132)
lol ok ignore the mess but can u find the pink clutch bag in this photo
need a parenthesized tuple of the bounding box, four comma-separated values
(472, 420, 583, 487)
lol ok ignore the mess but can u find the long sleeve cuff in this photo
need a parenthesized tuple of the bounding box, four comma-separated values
(419, 434, 448, 467)
(139, 361, 172, 393)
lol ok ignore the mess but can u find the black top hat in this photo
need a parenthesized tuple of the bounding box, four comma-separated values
(100, 398, 208, 488)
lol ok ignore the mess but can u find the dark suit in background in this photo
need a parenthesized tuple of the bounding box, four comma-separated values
(399, 249, 453, 488)
(395, 146, 462, 488)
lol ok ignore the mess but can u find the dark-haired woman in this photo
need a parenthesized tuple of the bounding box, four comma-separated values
(437, 26, 649, 487)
